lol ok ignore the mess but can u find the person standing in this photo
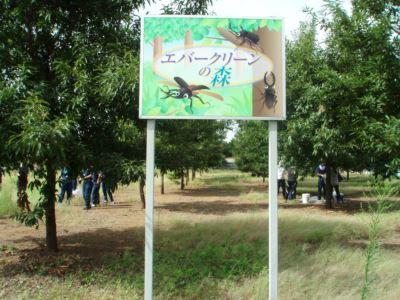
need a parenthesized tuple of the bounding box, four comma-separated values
(82, 166, 94, 210)
(99, 171, 115, 205)
(315, 163, 326, 200)
(331, 168, 343, 203)
(71, 178, 78, 193)
(58, 166, 73, 204)
(91, 170, 100, 206)
(286, 167, 297, 200)
(277, 161, 286, 199)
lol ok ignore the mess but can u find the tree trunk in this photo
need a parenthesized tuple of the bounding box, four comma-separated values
(17, 164, 30, 211)
(346, 170, 350, 181)
(180, 173, 185, 190)
(185, 31, 193, 48)
(192, 169, 196, 181)
(161, 172, 165, 195)
(153, 36, 163, 71)
(45, 162, 58, 252)
(325, 164, 333, 209)
(252, 26, 283, 117)
(139, 178, 146, 209)
(185, 169, 189, 186)
(184, 31, 193, 67)
(263, 176, 265, 183)
(0, 168, 3, 187)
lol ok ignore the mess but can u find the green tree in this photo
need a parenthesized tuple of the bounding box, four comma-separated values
(156, 120, 227, 192)
(0, 0, 215, 252)
(282, 0, 399, 208)
(233, 121, 269, 182)
(347, 0, 400, 176)
(222, 140, 234, 158)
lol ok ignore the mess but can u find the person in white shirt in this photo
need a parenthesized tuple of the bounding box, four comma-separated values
(277, 161, 286, 199)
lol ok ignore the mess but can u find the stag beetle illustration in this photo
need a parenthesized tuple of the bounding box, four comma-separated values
(257, 71, 277, 111)
(160, 76, 223, 114)
(228, 23, 260, 50)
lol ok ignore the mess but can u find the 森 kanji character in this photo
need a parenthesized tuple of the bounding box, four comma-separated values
(210, 66, 232, 87)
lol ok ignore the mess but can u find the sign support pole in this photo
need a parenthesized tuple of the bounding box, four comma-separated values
(145, 120, 155, 300)
(268, 121, 278, 300)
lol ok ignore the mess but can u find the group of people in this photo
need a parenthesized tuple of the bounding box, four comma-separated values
(315, 163, 344, 203)
(276, 161, 344, 203)
(277, 161, 297, 201)
(58, 166, 114, 210)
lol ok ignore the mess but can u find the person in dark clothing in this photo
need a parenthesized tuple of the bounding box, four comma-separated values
(315, 164, 326, 200)
(58, 166, 73, 204)
(82, 167, 94, 210)
(71, 178, 78, 192)
(99, 171, 114, 205)
(286, 167, 297, 200)
(331, 168, 344, 203)
(91, 171, 100, 206)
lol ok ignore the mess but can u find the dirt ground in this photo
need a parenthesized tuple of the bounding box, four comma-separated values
(0, 171, 399, 298)
(0, 174, 338, 254)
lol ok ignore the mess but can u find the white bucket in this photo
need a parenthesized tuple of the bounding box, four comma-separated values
(301, 193, 310, 204)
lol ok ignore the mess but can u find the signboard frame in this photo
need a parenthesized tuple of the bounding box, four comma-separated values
(139, 15, 286, 121)
(140, 15, 283, 300)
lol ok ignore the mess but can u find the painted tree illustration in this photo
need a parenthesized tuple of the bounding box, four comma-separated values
(144, 18, 209, 69)
(213, 19, 283, 116)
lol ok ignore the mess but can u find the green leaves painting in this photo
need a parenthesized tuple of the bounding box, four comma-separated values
(144, 17, 282, 43)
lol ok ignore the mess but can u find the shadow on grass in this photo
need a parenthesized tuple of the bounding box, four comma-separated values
(0, 215, 368, 298)
(157, 200, 331, 215)
(197, 173, 253, 185)
(157, 197, 400, 215)
(169, 183, 267, 198)
(338, 198, 400, 213)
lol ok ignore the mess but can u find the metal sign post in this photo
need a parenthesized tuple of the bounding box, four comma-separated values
(140, 16, 285, 300)
(268, 120, 278, 300)
(145, 120, 155, 300)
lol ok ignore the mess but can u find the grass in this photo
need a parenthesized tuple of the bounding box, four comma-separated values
(239, 190, 266, 201)
(0, 176, 19, 217)
(1, 169, 400, 299)
(4, 211, 399, 299)
(0, 174, 41, 218)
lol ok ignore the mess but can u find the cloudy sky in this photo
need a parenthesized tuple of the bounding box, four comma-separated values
(213, 0, 351, 38)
